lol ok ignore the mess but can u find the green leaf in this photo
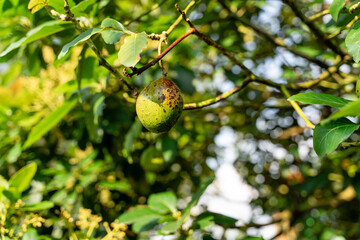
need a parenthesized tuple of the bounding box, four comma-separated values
(329, 0, 345, 22)
(118, 32, 148, 67)
(23, 98, 77, 149)
(101, 18, 127, 44)
(123, 118, 142, 161)
(160, 220, 179, 234)
(242, 237, 264, 240)
(98, 181, 131, 192)
(7, 142, 22, 163)
(93, 94, 105, 125)
(180, 177, 214, 223)
(58, 28, 103, 59)
(288, 92, 352, 109)
(345, 21, 360, 63)
(148, 192, 177, 214)
(21, 201, 54, 211)
(132, 218, 159, 233)
(28, 0, 47, 13)
(158, 136, 177, 163)
(329, 98, 360, 120)
(9, 162, 37, 193)
(70, 0, 96, 15)
(196, 211, 237, 228)
(22, 228, 39, 240)
(0, 21, 71, 58)
(118, 207, 163, 225)
(314, 118, 360, 158)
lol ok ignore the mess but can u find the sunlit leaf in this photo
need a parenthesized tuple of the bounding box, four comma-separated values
(58, 28, 102, 59)
(329, 98, 360, 120)
(314, 118, 359, 158)
(118, 207, 163, 225)
(9, 162, 37, 193)
(288, 92, 352, 109)
(118, 32, 148, 67)
(21, 201, 54, 211)
(329, 0, 345, 22)
(28, 0, 47, 13)
(345, 21, 360, 63)
(70, 0, 96, 15)
(101, 18, 128, 44)
(0, 21, 71, 58)
(148, 192, 177, 214)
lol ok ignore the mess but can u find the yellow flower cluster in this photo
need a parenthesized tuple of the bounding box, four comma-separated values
(102, 219, 128, 240)
(25, 213, 46, 228)
(76, 207, 103, 230)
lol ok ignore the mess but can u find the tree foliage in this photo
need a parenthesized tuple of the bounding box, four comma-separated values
(1, 0, 360, 239)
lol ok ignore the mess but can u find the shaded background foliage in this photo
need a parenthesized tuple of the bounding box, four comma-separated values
(1, 0, 360, 239)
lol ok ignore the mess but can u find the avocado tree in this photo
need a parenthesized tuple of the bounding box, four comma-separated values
(1, 0, 360, 239)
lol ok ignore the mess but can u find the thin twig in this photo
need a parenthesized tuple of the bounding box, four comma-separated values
(282, 86, 315, 129)
(327, 15, 359, 39)
(307, 9, 329, 22)
(166, 1, 196, 35)
(47, 0, 137, 95)
(282, 0, 346, 58)
(183, 79, 252, 110)
(124, 0, 168, 26)
(129, 27, 196, 77)
(218, 0, 329, 69)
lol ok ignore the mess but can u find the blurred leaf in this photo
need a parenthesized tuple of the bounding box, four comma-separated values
(140, 146, 165, 172)
(93, 94, 105, 125)
(28, 0, 47, 13)
(23, 98, 77, 149)
(101, 18, 127, 44)
(1, 61, 22, 85)
(314, 118, 359, 158)
(58, 28, 102, 59)
(118, 32, 148, 67)
(0, 21, 71, 58)
(329, 0, 345, 22)
(118, 207, 163, 224)
(160, 220, 178, 234)
(9, 162, 37, 193)
(7, 142, 22, 163)
(98, 181, 131, 192)
(148, 191, 177, 214)
(21, 201, 54, 211)
(288, 92, 352, 109)
(132, 218, 159, 233)
(23, 228, 39, 240)
(328, 99, 360, 120)
(70, 0, 95, 15)
(161, 177, 214, 234)
(345, 21, 360, 63)
(172, 65, 196, 95)
(123, 118, 142, 161)
(196, 211, 237, 228)
(158, 136, 177, 163)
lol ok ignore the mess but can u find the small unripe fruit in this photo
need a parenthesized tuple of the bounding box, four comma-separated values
(136, 77, 183, 133)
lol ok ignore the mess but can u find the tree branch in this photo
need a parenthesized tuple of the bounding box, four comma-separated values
(129, 27, 196, 77)
(47, 0, 137, 95)
(282, 0, 346, 58)
(218, 0, 330, 69)
(281, 86, 315, 129)
(183, 79, 252, 110)
(166, 1, 196, 36)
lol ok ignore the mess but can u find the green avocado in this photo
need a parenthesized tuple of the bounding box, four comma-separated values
(136, 78, 183, 133)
